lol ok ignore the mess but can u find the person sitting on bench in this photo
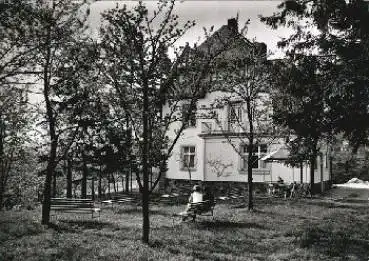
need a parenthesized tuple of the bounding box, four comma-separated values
(203, 186, 214, 202)
(179, 185, 203, 220)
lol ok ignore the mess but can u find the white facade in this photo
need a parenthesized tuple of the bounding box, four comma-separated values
(163, 91, 331, 185)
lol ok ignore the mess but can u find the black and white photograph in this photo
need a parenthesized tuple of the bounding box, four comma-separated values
(1, 0, 369, 260)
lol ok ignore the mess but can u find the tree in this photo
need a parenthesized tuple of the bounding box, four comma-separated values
(99, 0, 217, 243)
(0, 0, 36, 85)
(0, 1, 41, 209)
(209, 39, 274, 209)
(261, 0, 369, 149)
(270, 56, 332, 192)
(0, 86, 31, 209)
(26, 0, 96, 224)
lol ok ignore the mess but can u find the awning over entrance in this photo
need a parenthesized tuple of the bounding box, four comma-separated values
(261, 147, 290, 161)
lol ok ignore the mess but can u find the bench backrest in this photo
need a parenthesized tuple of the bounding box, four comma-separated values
(189, 200, 216, 213)
(50, 198, 95, 209)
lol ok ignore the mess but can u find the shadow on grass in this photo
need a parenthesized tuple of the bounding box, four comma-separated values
(295, 224, 369, 260)
(49, 220, 115, 232)
(300, 199, 368, 211)
(196, 220, 267, 230)
(114, 207, 169, 216)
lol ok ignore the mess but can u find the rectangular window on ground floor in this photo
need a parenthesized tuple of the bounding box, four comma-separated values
(181, 145, 196, 170)
(240, 144, 268, 170)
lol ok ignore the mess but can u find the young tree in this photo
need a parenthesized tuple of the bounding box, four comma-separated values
(27, 0, 96, 224)
(99, 0, 218, 243)
(209, 42, 274, 210)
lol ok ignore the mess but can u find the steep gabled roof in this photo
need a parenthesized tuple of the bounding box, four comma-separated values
(163, 18, 268, 101)
(196, 18, 267, 62)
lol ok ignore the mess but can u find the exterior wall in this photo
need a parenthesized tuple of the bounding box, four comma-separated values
(203, 137, 331, 184)
(204, 137, 272, 182)
(165, 124, 205, 181)
(163, 91, 332, 187)
(163, 91, 237, 182)
(269, 162, 308, 184)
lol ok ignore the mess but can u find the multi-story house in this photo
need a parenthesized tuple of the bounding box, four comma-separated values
(162, 18, 332, 193)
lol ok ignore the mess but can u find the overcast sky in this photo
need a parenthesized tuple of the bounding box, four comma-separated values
(88, 0, 294, 58)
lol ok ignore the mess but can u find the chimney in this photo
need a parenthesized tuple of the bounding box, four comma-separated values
(227, 18, 238, 33)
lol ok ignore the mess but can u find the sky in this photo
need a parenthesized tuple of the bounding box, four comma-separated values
(30, 0, 293, 104)
(88, 0, 294, 59)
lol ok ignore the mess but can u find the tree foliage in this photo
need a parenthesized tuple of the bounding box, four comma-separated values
(98, 0, 218, 243)
(0, 86, 32, 209)
(261, 0, 369, 150)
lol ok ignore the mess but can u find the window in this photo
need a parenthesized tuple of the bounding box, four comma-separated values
(181, 146, 196, 169)
(182, 103, 196, 127)
(201, 122, 213, 133)
(241, 144, 268, 170)
(228, 103, 242, 123)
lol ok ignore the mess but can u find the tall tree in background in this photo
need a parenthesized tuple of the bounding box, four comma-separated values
(270, 56, 331, 192)
(0, 87, 31, 209)
(261, 0, 369, 149)
(27, 0, 95, 225)
(0, 0, 35, 85)
(99, 0, 218, 243)
(0, 1, 37, 210)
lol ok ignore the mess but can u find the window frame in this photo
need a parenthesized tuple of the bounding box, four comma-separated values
(228, 102, 243, 124)
(240, 144, 268, 170)
(180, 145, 197, 170)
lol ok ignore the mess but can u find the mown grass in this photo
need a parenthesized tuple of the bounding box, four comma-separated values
(0, 198, 368, 261)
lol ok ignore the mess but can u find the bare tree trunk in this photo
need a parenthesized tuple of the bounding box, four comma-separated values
(125, 171, 129, 193)
(0, 180, 5, 210)
(246, 96, 254, 211)
(310, 156, 315, 195)
(81, 152, 87, 198)
(130, 169, 133, 193)
(108, 178, 111, 198)
(41, 41, 58, 224)
(41, 138, 57, 225)
(112, 174, 117, 193)
(98, 169, 102, 199)
(0, 114, 5, 210)
(91, 177, 95, 201)
(52, 170, 57, 197)
(66, 158, 72, 198)
(310, 140, 318, 195)
(142, 79, 150, 244)
(247, 142, 254, 211)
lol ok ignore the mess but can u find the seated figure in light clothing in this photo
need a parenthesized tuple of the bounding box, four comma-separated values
(179, 185, 203, 220)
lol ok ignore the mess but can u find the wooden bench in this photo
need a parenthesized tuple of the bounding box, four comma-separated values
(186, 200, 216, 221)
(50, 198, 101, 219)
(101, 195, 139, 208)
(159, 193, 180, 205)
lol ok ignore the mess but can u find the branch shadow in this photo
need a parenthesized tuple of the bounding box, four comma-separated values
(48, 220, 116, 232)
(196, 220, 267, 230)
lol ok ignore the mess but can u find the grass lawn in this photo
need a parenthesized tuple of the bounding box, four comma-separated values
(0, 197, 368, 261)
